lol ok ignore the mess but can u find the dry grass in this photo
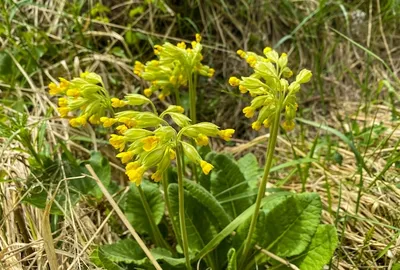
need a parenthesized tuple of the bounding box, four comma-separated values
(0, 0, 399, 269)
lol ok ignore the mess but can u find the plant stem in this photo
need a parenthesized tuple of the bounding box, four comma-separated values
(239, 110, 281, 267)
(176, 143, 192, 269)
(137, 185, 172, 251)
(162, 170, 181, 248)
(188, 73, 197, 124)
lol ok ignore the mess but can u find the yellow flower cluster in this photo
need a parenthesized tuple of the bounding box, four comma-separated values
(48, 72, 112, 127)
(107, 101, 234, 186)
(229, 47, 312, 131)
(134, 34, 215, 100)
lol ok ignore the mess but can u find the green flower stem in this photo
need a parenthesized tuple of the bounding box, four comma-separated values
(176, 143, 192, 269)
(188, 73, 197, 124)
(239, 107, 282, 267)
(162, 171, 182, 248)
(137, 185, 172, 252)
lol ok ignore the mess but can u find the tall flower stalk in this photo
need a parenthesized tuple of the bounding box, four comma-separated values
(228, 47, 312, 266)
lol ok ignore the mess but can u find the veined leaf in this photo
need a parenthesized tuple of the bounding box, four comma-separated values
(90, 247, 124, 270)
(184, 179, 231, 229)
(100, 239, 147, 265)
(210, 153, 254, 219)
(237, 153, 263, 184)
(194, 192, 291, 261)
(168, 183, 217, 253)
(259, 193, 322, 258)
(274, 224, 338, 270)
(123, 181, 165, 235)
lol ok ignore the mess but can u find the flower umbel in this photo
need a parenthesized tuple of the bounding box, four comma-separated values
(229, 48, 312, 131)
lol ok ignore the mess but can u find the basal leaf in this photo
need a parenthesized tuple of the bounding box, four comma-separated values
(259, 193, 322, 258)
(90, 247, 124, 270)
(284, 224, 338, 270)
(168, 183, 217, 253)
(237, 153, 263, 184)
(123, 181, 165, 235)
(210, 153, 254, 219)
(100, 239, 147, 265)
(184, 179, 231, 229)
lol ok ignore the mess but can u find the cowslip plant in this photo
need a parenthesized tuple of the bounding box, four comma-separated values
(48, 71, 233, 269)
(229, 47, 334, 268)
(134, 34, 214, 123)
(46, 45, 337, 270)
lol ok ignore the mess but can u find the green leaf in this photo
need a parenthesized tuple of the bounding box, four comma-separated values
(274, 224, 338, 270)
(194, 192, 291, 261)
(123, 181, 165, 235)
(237, 153, 263, 183)
(0, 51, 13, 76)
(100, 239, 147, 265)
(227, 248, 237, 270)
(168, 183, 217, 253)
(151, 248, 186, 268)
(85, 151, 111, 199)
(90, 247, 124, 270)
(259, 193, 322, 258)
(184, 179, 231, 229)
(210, 153, 254, 219)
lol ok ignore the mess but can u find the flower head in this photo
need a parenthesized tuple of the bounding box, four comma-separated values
(229, 47, 312, 131)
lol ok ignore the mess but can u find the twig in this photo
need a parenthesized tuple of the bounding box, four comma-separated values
(254, 245, 300, 270)
(85, 164, 162, 270)
(66, 186, 130, 270)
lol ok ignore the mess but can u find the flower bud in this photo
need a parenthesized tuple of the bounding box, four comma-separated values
(124, 128, 153, 141)
(183, 122, 219, 138)
(125, 94, 151, 106)
(181, 141, 201, 163)
(296, 69, 312, 84)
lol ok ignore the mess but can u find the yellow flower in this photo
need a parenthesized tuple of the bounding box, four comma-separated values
(195, 134, 209, 146)
(200, 160, 214, 175)
(111, 98, 127, 108)
(141, 136, 159, 152)
(208, 68, 215, 77)
(144, 88, 152, 97)
(69, 116, 87, 127)
(151, 171, 162, 182)
(177, 42, 186, 49)
(57, 106, 70, 118)
(116, 151, 134, 164)
(251, 121, 261, 131)
(242, 106, 255, 118)
(66, 88, 80, 98)
(89, 114, 101, 125)
(126, 166, 145, 186)
(282, 120, 295, 132)
(229, 76, 241, 87)
(126, 161, 140, 171)
(100, 117, 117, 128)
(263, 47, 272, 55)
(239, 85, 248, 94)
(263, 119, 271, 128)
(109, 134, 125, 151)
(246, 55, 257, 67)
(49, 82, 61, 96)
(218, 129, 235, 141)
(195, 33, 202, 43)
(154, 45, 163, 55)
(134, 61, 144, 75)
(117, 117, 137, 128)
(158, 93, 166, 101)
(116, 124, 128, 134)
(59, 78, 70, 91)
(237, 49, 246, 58)
(58, 97, 68, 107)
(169, 149, 176, 160)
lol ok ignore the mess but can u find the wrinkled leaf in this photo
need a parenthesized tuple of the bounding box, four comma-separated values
(123, 181, 165, 235)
